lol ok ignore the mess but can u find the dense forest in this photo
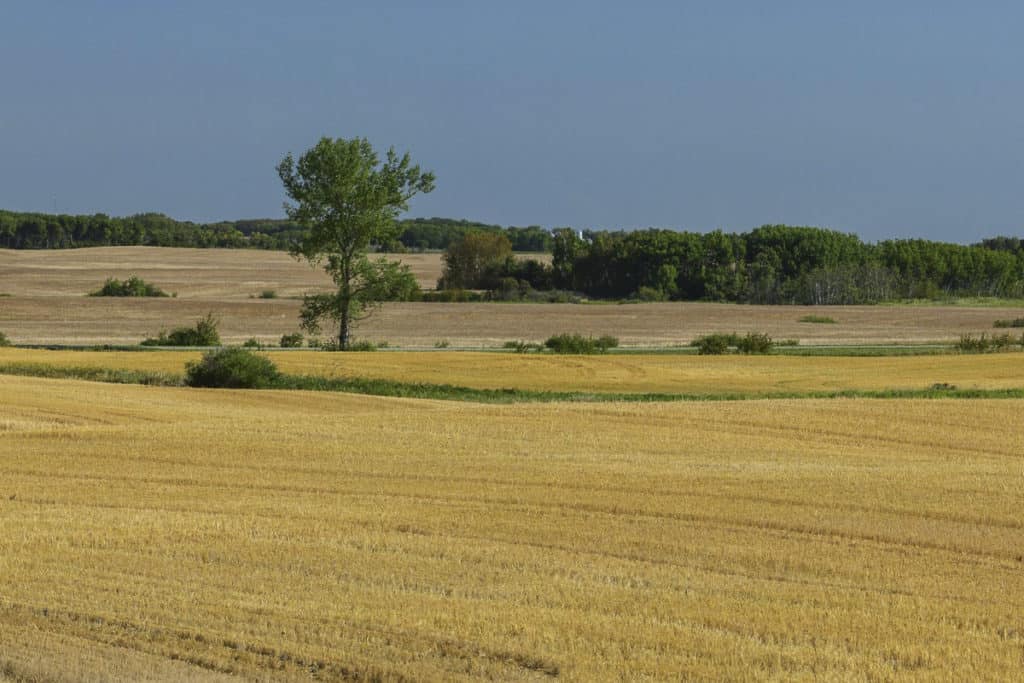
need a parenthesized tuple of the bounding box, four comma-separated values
(2, 208, 1023, 303)
(532, 227, 1024, 303)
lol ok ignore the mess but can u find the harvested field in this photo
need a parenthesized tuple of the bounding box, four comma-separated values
(2, 375, 1024, 680)
(2, 347, 1024, 395)
(1, 247, 1022, 346)
(1, 297, 1022, 348)
(0, 246, 446, 297)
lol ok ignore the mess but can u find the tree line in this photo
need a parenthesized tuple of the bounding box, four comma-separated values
(441, 226, 1024, 304)
(4, 206, 1024, 303)
(0, 210, 551, 252)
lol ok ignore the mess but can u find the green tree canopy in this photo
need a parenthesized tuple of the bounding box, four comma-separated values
(277, 137, 435, 348)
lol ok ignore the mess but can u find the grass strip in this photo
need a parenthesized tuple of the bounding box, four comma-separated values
(0, 363, 181, 386)
(3, 361, 1024, 403)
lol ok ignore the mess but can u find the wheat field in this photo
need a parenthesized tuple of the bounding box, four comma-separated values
(2, 374, 1024, 680)
(2, 347, 1024, 396)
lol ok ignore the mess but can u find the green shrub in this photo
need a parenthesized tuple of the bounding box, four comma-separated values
(503, 340, 542, 353)
(956, 333, 1021, 353)
(185, 347, 280, 388)
(525, 289, 582, 304)
(280, 332, 304, 348)
(434, 340, 450, 348)
(0, 331, 10, 347)
(420, 289, 485, 303)
(735, 332, 774, 354)
(799, 314, 837, 324)
(89, 275, 169, 297)
(346, 340, 378, 352)
(692, 333, 734, 355)
(258, 289, 278, 299)
(141, 313, 221, 347)
(242, 337, 262, 349)
(692, 332, 774, 355)
(636, 286, 667, 302)
(993, 318, 1024, 328)
(544, 333, 619, 354)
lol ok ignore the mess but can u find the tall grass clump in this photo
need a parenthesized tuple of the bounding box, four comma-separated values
(993, 318, 1024, 328)
(799, 314, 837, 324)
(89, 275, 170, 297)
(503, 340, 543, 353)
(185, 347, 280, 388)
(544, 333, 618, 354)
(0, 331, 10, 347)
(956, 332, 1023, 353)
(141, 313, 221, 347)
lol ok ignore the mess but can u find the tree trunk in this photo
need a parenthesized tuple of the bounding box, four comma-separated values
(338, 304, 350, 350)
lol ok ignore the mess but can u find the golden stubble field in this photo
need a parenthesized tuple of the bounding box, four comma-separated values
(2, 247, 1023, 346)
(3, 347, 1024, 395)
(2, 374, 1024, 680)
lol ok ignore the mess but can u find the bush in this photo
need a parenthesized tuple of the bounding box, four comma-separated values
(993, 318, 1024, 328)
(692, 333, 734, 355)
(692, 332, 774, 355)
(258, 289, 278, 299)
(185, 347, 280, 388)
(636, 286, 668, 302)
(280, 332, 304, 348)
(242, 337, 262, 349)
(503, 340, 542, 353)
(0, 331, 10, 347)
(420, 289, 485, 303)
(141, 313, 221, 347)
(956, 333, 1022, 353)
(346, 340, 378, 351)
(90, 275, 169, 297)
(799, 315, 837, 324)
(434, 340, 450, 348)
(735, 332, 774, 354)
(544, 333, 619, 354)
(524, 289, 581, 304)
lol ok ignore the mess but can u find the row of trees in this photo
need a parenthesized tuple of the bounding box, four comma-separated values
(547, 227, 1024, 303)
(0, 210, 550, 252)
(436, 226, 1024, 304)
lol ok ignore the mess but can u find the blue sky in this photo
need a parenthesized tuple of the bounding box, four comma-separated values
(1, 1, 1021, 242)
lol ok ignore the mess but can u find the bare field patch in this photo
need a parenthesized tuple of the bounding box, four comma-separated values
(3, 348, 1023, 395)
(1, 375, 1023, 679)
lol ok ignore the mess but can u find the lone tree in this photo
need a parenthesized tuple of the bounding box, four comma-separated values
(277, 137, 434, 349)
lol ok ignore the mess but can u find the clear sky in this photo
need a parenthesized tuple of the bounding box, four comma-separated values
(1, 1, 1021, 242)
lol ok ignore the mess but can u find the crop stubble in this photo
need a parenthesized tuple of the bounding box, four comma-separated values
(2, 374, 1024, 680)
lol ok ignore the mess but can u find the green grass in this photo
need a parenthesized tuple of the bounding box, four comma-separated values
(3, 361, 1024, 403)
(0, 363, 180, 386)
(798, 314, 838, 324)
